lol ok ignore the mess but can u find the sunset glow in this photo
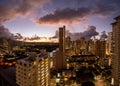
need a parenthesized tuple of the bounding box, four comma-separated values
(17, 37, 58, 43)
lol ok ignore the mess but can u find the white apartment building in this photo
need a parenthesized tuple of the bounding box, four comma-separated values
(16, 52, 50, 86)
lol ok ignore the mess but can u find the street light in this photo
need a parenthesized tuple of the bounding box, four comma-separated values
(64, 77, 68, 85)
(56, 78, 60, 83)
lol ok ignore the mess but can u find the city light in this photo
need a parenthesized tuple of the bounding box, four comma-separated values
(0, 0, 120, 85)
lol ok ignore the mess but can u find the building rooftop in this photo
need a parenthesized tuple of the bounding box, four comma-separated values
(17, 57, 35, 64)
(114, 15, 120, 20)
(17, 53, 48, 63)
(111, 15, 120, 25)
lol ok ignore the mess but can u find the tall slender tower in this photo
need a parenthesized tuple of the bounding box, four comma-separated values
(54, 26, 66, 70)
(111, 16, 120, 86)
(59, 26, 65, 52)
(59, 25, 66, 69)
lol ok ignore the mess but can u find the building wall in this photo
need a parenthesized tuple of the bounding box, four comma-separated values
(95, 40, 106, 66)
(112, 16, 120, 86)
(54, 26, 66, 70)
(65, 36, 71, 49)
(16, 53, 50, 86)
(59, 26, 65, 53)
(107, 32, 113, 55)
(16, 60, 36, 86)
(36, 55, 50, 86)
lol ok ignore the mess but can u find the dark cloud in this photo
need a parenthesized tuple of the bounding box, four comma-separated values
(0, 0, 50, 24)
(0, 5, 17, 24)
(37, 7, 90, 24)
(0, 25, 24, 40)
(82, 26, 99, 39)
(0, 0, 50, 39)
(0, 25, 14, 39)
(37, 0, 118, 24)
(0, 0, 119, 39)
(53, 25, 99, 40)
(100, 31, 108, 39)
(93, 2, 117, 16)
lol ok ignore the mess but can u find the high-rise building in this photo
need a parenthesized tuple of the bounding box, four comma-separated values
(87, 39, 96, 55)
(16, 52, 50, 86)
(65, 36, 71, 49)
(111, 16, 120, 86)
(107, 32, 113, 55)
(94, 40, 106, 66)
(53, 49, 62, 70)
(59, 26, 65, 52)
(72, 37, 87, 55)
(54, 26, 66, 70)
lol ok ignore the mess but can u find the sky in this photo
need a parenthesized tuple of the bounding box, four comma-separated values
(0, 0, 120, 40)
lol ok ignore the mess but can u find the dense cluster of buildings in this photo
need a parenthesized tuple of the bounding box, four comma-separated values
(0, 15, 120, 86)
